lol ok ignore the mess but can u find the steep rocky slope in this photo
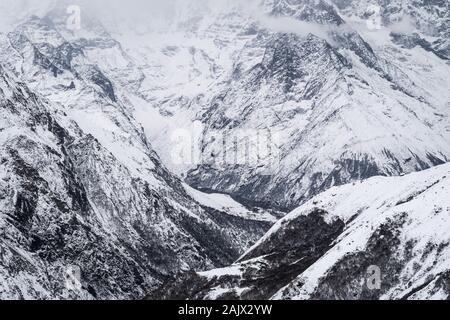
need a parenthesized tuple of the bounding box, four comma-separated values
(183, 0, 450, 211)
(1, 0, 449, 300)
(8, 0, 447, 213)
(153, 163, 450, 300)
(63, 0, 449, 212)
(0, 22, 272, 299)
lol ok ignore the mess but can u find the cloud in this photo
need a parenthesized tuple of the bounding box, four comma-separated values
(0, 0, 347, 42)
(388, 15, 416, 34)
(257, 15, 332, 39)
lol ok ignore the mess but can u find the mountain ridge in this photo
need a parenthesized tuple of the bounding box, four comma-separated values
(152, 162, 450, 300)
(0, 0, 449, 300)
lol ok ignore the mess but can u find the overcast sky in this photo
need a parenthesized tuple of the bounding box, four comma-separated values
(0, 0, 267, 33)
(0, 0, 355, 43)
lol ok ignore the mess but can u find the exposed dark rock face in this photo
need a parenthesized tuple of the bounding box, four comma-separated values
(310, 215, 407, 300)
(149, 209, 345, 300)
(85, 67, 117, 102)
(155, 164, 450, 300)
(431, 272, 450, 299)
(272, 0, 345, 25)
(0, 64, 271, 299)
(185, 0, 450, 211)
(332, 0, 450, 60)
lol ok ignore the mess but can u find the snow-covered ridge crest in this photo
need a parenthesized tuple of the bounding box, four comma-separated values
(153, 163, 450, 300)
(1, 0, 449, 300)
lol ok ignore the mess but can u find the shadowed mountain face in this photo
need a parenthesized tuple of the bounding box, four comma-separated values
(0, 17, 273, 299)
(153, 164, 450, 300)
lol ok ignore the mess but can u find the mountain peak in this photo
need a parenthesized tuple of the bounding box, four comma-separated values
(268, 0, 345, 24)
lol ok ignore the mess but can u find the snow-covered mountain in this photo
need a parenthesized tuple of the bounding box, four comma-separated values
(0, 3, 275, 299)
(181, 0, 450, 211)
(52, 0, 449, 212)
(0, 61, 274, 299)
(0, 0, 449, 300)
(333, 0, 450, 60)
(153, 162, 450, 300)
